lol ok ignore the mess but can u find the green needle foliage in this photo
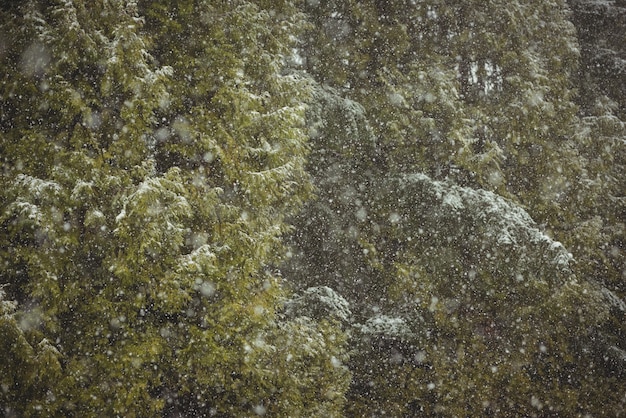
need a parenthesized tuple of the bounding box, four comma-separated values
(1, 1, 348, 416)
(285, 0, 625, 415)
(1, 0, 624, 416)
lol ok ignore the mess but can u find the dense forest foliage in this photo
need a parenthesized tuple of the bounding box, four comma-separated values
(1, 0, 624, 416)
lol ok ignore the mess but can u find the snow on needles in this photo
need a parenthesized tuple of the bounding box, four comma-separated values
(396, 173, 574, 278)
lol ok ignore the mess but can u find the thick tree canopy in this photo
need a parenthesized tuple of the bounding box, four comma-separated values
(1, 0, 625, 416)
(0, 1, 348, 416)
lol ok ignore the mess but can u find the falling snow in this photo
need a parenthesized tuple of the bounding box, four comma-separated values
(1, 0, 624, 416)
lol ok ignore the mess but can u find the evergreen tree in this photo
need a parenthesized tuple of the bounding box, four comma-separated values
(0, 1, 349, 416)
(569, 0, 626, 114)
(285, 0, 626, 415)
(2, 0, 624, 416)
(565, 0, 626, 382)
(301, 0, 582, 199)
(0, 287, 63, 417)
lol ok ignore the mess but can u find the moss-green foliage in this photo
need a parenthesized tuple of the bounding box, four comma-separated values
(356, 175, 617, 416)
(2, 0, 624, 416)
(0, 1, 349, 416)
(567, 1, 626, 286)
(299, 167, 620, 416)
(0, 288, 63, 416)
(563, 1, 626, 393)
(285, 0, 626, 415)
(302, 0, 586, 218)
